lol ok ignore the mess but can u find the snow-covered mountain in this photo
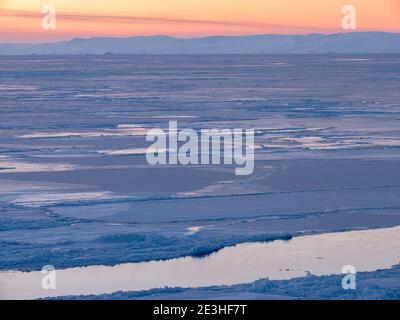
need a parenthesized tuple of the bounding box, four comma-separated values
(1, 32, 400, 55)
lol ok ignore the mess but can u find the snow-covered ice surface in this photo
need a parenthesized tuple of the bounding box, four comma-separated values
(61, 265, 400, 300)
(1, 226, 399, 299)
(1, 55, 400, 299)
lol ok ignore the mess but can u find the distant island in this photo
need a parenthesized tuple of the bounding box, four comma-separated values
(1, 32, 400, 55)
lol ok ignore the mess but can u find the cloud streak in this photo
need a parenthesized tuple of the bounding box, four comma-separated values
(0, 8, 336, 32)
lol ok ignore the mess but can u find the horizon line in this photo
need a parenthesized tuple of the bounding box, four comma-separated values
(1, 30, 400, 45)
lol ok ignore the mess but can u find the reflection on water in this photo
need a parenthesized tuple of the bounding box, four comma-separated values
(0, 226, 399, 299)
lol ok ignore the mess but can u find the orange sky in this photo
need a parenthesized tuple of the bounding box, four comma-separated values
(1, 0, 400, 42)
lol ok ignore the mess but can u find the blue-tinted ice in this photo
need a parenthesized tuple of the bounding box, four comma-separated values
(0, 55, 400, 276)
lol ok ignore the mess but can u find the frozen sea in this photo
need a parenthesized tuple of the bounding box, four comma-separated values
(0, 55, 399, 299)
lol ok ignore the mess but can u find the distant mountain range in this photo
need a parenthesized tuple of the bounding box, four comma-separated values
(1, 32, 400, 55)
